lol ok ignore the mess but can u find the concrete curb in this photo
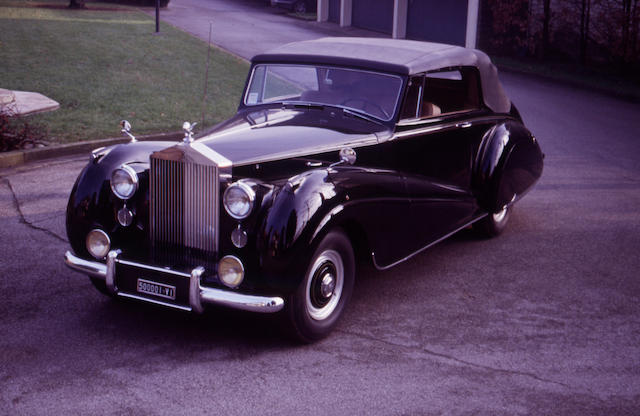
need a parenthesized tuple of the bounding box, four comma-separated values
(0, 131, 183, 169)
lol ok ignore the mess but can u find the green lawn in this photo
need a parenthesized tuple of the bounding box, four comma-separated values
(0, 0, 249, 144)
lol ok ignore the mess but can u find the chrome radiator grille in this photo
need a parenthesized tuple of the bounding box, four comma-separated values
(150, 156, 219, 254)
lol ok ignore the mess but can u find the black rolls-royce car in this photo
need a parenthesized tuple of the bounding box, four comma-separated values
(64, 37, 543, 342)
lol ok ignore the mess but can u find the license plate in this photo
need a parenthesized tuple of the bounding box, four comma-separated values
(137, 278, 176, 300)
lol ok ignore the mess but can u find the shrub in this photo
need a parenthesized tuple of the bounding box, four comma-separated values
(0, 106, 49, 152)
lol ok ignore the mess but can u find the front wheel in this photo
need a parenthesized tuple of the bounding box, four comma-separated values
(285, 230, 355, 343)
(473, 205, 511, 237)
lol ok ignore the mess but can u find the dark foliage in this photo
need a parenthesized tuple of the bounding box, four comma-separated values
(0, 108, 49, 152)
(478, 0, 640, 73)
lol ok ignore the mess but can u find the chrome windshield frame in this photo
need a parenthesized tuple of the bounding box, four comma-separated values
(243, 63, 404, 122)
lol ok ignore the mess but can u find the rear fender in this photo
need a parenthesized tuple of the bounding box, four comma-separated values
(474, 121, 543, 212)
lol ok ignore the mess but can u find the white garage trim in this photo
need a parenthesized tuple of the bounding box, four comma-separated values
(340, 0, 352, 27)
(317, 0, 329, 22)
(392, 0, 408, 39)
(466, 0, 479, 48)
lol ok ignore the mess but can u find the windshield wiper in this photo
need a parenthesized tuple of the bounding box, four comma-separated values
(282, 101, 385, 125)
(341, 107, 383, 124)
(281, 101, 325, 110)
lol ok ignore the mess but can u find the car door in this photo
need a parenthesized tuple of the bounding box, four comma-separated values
(391, 68, 493, 253)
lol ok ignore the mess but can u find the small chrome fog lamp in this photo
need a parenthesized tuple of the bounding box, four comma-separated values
(231, 225, 248, 248)
(86, 229, 111, 259)
(117, 207, 134, 227)
(223, 182, 255, 219)
(110, 165, 138, 200)
(218, 255, 244, 288)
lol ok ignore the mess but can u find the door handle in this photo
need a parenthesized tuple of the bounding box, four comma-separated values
(456, 122, 472, 128)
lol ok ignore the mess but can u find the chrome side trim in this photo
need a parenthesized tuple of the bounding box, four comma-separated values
(63, 251, 284, 314)
(371, 214, 488, 271)
(392, 114, 511, 141)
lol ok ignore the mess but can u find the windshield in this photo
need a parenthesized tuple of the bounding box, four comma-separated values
(244, 64, 403, 121)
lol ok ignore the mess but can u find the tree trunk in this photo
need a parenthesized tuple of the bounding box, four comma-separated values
(622, 0, 631, 63)
(542, 0, 551, 59)
(630, 0, 639, 65)
(580, 0, 591, 65)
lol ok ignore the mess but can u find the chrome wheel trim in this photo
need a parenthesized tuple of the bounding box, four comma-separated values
(305, 249, 344, 321)
(493, 206, 508, 223)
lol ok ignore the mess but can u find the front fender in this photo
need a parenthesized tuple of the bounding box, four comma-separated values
(66, 141, 175, 258)
(255, 165, 408, 288)
(254, 169, 338, 288)
(474, 121, 544, 212)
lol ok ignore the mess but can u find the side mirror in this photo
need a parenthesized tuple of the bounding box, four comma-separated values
(339, 147, 356, 165)
(330, 147, 356, 167)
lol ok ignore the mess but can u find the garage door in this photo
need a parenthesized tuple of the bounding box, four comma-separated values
(407, 0, 468, 46)
(328, 0, 340, 23)
(352, 0, 393, 34)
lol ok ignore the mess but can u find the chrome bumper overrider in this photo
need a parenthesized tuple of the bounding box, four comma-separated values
(64, 250, 284, 313)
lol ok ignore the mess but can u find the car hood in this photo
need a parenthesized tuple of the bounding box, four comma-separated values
(195, 107, 391, 166)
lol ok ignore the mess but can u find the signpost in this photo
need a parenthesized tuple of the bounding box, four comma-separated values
(156, 0, 160, 33)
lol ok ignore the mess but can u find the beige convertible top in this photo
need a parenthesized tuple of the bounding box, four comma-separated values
(252, 37, 511, 114)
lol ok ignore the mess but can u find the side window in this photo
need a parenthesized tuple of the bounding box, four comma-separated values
(263, 66, 318, 103)
(246, 66, 266, 104)
(400, 76, 424, 119)
(246, 65, 318, 105)
(400, 67, 482, 121)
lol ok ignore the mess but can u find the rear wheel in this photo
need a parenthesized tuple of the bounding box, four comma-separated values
(285, 229, 355, 343)
(473, 205, 511, 237)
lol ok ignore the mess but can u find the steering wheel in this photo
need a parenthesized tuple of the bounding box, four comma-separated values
(340, 98, 390, 120)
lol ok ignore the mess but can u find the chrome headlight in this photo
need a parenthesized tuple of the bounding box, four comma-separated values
(110, 165, 138, 200)
(86, 229, 110, 259)
(223, 181, 255, 219)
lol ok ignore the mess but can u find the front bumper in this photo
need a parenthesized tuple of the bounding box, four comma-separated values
(64, 250, 284, 314)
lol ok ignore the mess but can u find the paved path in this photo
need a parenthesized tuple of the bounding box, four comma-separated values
(148, 0, 381, 59)
(2, 1, 640, 414)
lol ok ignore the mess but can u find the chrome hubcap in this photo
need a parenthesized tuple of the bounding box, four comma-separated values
(320, 273, 336, 298)
(305, 250, 344, 321)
